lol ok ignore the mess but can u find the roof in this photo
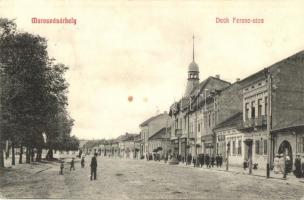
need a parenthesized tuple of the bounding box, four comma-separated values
(148, 127, 170, 140)
(139, 113, 167, 127)
(213, 112, 243, 131)
(271, 116, 304, 132)
(239, 50, 304, 88)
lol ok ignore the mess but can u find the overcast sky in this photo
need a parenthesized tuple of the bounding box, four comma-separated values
(1, 0, 304, 139)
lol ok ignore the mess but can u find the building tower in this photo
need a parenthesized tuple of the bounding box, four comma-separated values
(184, 35, 200, 97)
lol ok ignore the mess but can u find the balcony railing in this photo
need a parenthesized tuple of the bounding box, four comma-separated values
(243, 115, 267, 128)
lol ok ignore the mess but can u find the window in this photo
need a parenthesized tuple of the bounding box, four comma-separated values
(251, 101, 256, 118)
(255, 140, 260, 155)
(245, 103, 249, 120)
(265, 97, 268, 116)
(258, 99, 262, 117)
(232, 141, 236, 155)
(264, 140, 268, 155)
(238, 140, 242, 155)
(208, 113, 211, 127)
(298, 137, 304, 153)
(198, 123, 201, 132)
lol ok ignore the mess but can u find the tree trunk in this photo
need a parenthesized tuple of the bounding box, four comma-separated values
(26, 146, 30, 163)
(36, 148, 42, 162)
(11, 142, 15, 165)
(19, 145, 23, 164)
(30, 148, 35, 162)
(46, 148, 53, 160)
(0, 141, 4, 168)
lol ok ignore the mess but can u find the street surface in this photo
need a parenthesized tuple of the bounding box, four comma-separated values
(1, 157, 304, 199)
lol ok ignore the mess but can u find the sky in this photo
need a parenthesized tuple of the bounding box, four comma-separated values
(1, 0, 304, 139)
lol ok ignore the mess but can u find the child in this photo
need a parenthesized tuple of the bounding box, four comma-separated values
(60, 160, 64, 175)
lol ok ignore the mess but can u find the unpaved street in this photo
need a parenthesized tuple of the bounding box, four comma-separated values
(1, 157, 304, 199)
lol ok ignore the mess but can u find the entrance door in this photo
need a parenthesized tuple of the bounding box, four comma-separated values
(278, 140, 293, 171)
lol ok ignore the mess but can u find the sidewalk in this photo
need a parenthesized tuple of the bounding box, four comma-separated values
(139, 158, 304, 186)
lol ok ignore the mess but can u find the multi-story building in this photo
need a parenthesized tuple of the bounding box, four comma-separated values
(169, 38, 242, 160)
(139, 112, 170, 158)
(238, 50, 304, 169)
(147, 127, 171, 159)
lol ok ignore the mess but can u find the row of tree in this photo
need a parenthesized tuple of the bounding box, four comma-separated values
(0, 18, 79, 168)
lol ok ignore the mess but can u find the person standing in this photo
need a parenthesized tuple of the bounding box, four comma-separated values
(216, 154, 220, 168)
(60, 160, 64, 175)
(294, 154, 302, 178)
(81, 157, 85, 168)
(211, 155, 215, 168)
(205, 154, 210, 168)
(219, 154, 223, 168)
(70, 158, 75, 171)
(273, 154, 280, 174)
(90, 153, 98, 180)
(278, 154, 285, 174)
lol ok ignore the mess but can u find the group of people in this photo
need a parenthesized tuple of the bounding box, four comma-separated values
(273, 153, 292, 175)
(59, 153, 98, 181)
(186, 153, 223, 168)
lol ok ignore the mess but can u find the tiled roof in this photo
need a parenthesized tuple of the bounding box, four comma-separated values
(213, 112, 243, 130)
(148, 127, 170, 140)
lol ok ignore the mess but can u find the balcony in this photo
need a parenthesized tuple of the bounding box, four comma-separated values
(243, 116, 267, 129)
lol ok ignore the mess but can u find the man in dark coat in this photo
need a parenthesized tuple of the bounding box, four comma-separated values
(205, 154, 210, 168)
(200, 154, 205, 167)
(90, 153, 98, 180)
(294, 154, 302, 178)
(211, 155, 215, 168)
(216, 154, 220, 168)
(219, 154, 223, 168)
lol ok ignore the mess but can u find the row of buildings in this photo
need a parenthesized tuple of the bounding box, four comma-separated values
(96, 41, 304, 171)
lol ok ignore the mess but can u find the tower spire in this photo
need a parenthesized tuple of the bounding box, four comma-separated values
(192, 34, 195, 62)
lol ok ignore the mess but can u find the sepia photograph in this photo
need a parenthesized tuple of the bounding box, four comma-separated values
(0, 0, 304, 199)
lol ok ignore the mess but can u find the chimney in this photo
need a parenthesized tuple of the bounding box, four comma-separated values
(215, 74, 220, 79)
(236, 78, 240, 82)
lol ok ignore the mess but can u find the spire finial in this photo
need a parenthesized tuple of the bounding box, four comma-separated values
(192, 34, 195, 62)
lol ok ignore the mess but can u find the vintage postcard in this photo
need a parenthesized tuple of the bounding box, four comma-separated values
(0, 0, 304, 199)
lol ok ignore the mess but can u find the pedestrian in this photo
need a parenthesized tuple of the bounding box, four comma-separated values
(90, 153, 98, 180)
(273, 154, 280, 174)
(211, 155, 215, 168)
(219, 154, 223, 168)
(59, 159, 64, 175)
(200, 153, 205, 167)
(278, 154, 285, 174)
(205, 154, 210, 168)
(216, 154, 220, 168)
(70, 158, 75, 171)
(81, 156, 85, 168)
(193, 155, 197, 167)
(294, 154, 302, 178)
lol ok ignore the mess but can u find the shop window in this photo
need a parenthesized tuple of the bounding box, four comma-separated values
(298, 137, 304, 153)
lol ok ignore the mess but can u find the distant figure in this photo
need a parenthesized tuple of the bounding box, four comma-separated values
(70, 158, 75, 171)
(81, 157, 85, 168)
(211, 155, 215, 168)
(294, 154, 302, 178)
(273, 154, 280, 174)
(215, 154, 220, 168)
(199, 154, 205, 167)
(219, 154, 223, 168)
(60, 160, 64, 175)
(205, 154, 210, 168)
(90, 153, 98, 180)
(279, 154, 285, 174)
